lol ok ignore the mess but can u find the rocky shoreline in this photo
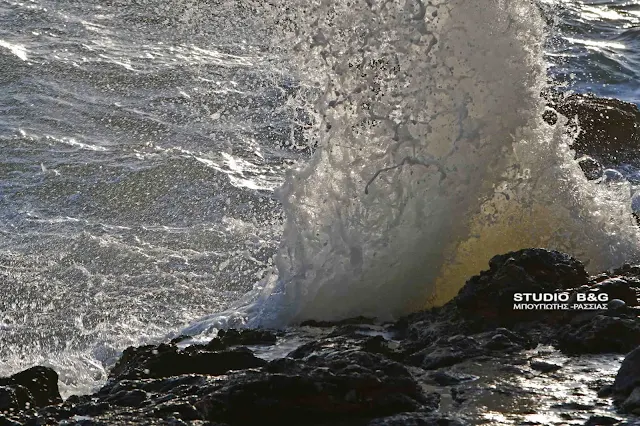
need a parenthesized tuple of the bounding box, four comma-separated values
(2, 248, 640, 425)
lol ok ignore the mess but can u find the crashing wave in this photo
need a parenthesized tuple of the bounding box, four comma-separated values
(184, 0, 640, 335)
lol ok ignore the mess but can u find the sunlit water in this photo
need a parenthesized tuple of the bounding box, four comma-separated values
(1, 0, 639, 398)
(545, 0, 640, 103)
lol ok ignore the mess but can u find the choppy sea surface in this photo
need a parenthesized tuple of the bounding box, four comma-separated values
(0, 0, 639, 397)
(546, 0, 640, 103)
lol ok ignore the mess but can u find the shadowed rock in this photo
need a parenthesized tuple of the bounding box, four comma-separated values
(544, 92, 640, 166)
(195, 351, 434, 425)
(612, 346, 640, 414)
(205, 328, 278, 351)
(593, 277, 639, 307)
(0, 366, 62, 410)
(455, 248, 588, 324)
(398, 248, 640, 356)
(368, 411, 467, 426)
(108, 343, 267, 381)
(555, 314, 640, 354)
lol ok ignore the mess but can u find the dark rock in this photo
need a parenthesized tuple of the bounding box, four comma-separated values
(287, 336, 370, 360)
(328, 324, 379, 338)
(104, 389, 148, 407)
(545, 92, 640, 166)
(3, 385, 37, 415)
(300, 316, 377, 327)
(611, 265, 640, 281)
(151, 401, 202, 421)
(362, 335, 399, 358)
(368, 411, 468, 426)
(613, 346, 640, 401)
(0, 415, 22, 426)
(595, 278, 639, 306)
(429, 370, 477, 386)
(264, 357, 300, 374)
(500, 365, 526, 374)
(401, 328, 532, 371)
(621, 387, 640, 413)
(579, 157, 604, 180)
(407, 339, 480, 370)
(484, 328, 532, 351)
(0, 366, 62, 408)
(551, 401, 595, 410)
(392, 306, 461, 352)
(542, 108, 558, 125)
(451, 387, 468, 404)
(585, 415, 620, 426)
(108, 344, 266, 381)
(555, 314, 640, 354)
(206, 329, 277, 351)
(484, 333, 515, 350)
(530, 360, 562, 373)
(455, 249, 588, 325)
(194, 351, 430, 425)
(598, 385, 614, 398)
(0, 386, 20, 411)
(70, 401, 111, 418)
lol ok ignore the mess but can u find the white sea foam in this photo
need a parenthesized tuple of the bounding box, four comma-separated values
(0, 40, 28, 61)
(185, 0, 640, 333)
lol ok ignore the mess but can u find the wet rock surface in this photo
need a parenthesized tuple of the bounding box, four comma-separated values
(544, 92, 640, 166)
(0, 367, 62, 412)
(4, 248, 640, 424)
(612, 346, 640, 416)
(109, 343, 268, 381)
(454, 248, 588, 324)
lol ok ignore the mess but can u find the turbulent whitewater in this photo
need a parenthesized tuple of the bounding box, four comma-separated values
(184, 0, 640, 333)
